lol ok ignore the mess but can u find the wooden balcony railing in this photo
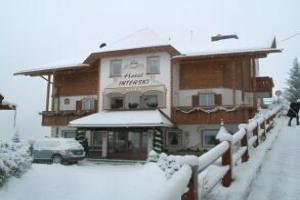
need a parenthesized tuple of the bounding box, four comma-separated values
(41, 110, 97, 126)
(255, 76, 274, 95)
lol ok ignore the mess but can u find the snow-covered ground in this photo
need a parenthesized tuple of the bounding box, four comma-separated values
(246, 122, 300, 200)
(0, 162, 190, 200)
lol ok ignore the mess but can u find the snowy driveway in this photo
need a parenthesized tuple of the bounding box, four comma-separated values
(0, 162, 188, 200)
(247, 125, 300, 200)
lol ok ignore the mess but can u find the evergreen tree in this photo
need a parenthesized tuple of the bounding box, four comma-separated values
(286, 58, 300, 102)
(12, 132, 20, 143)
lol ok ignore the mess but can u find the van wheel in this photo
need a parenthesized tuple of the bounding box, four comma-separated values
(52, 155, 63, 164)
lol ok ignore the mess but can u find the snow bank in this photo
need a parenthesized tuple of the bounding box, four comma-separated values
(0, 141, 32, 187)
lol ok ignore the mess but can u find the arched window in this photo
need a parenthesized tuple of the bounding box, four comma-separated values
(64, 98, 70, 105)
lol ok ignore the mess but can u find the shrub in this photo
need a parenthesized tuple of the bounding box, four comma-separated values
(0, 141, 32, 187)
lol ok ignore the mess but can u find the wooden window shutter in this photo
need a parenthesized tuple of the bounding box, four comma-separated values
(76, 100, 82, 112)
(94, 99, 98, 111)
(192, 95, 199, 107)
(214, 94, 222, 106)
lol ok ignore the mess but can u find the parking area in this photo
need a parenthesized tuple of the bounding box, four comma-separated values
(0, 162, 168, 200)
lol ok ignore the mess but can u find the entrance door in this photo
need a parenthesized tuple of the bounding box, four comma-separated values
(108, 130, 128, 153)
(107, 130, 148, 160)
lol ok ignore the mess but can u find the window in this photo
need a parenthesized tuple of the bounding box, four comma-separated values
(142, 95, 158, 108)
(82, 99, 95, 110)
(91, 131, 103, 147)
(111, 97, 124, 109)
(110, 60, 122, 77)
(147, 56, 160, 74)
(199, 93, 215, 106)
(62, 130, 76, 138)
(64, 98, 70, 105)
(167, 131, 182, 147)
(203, 130, 218, 148)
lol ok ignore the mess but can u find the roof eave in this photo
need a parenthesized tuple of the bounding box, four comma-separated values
(83, 45, 181, 64)
(172, 48, 283, 61)
(14, 64, 90, 77)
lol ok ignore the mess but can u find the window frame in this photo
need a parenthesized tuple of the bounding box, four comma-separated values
(64, 98, 70, 105)
(166, 130, 183, 148)
(91, 131, 104, 147)
(111, 96, 125, 109)
(199, 93, 215, 107)
(62, 130, 76, 138)
(82, 98, 95, 111)
(146, 56, 160, 75)
(142, 95, 159, 108)
(110, 59, 122, 77)
(202, 129, 219, 148)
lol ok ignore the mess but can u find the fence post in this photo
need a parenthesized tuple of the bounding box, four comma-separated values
(216, 120, 233, 187)
(260, 118, 266, 140)
(182, 166, 198, 200)
(253, 122, 259, 147)
(241, 129, 249, 162)
(238, 124, 249, 162)
(222, 143, 233, 187)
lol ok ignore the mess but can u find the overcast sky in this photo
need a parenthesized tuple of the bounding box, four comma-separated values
(0, 0, 299, 141)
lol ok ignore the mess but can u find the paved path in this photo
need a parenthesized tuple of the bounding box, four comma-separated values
(247, 124, 300, 200)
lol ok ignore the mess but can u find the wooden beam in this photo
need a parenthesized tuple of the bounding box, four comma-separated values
(46, 75, 51, 111)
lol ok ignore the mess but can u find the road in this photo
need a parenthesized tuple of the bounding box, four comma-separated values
(246, 124, 300, 200)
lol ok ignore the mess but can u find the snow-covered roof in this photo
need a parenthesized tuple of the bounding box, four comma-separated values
(95, 28, 171, 53)
(15, 29, 282, 76)
(69, 110, 174, 128)
(173, 48, 281, 60)
(14, 63, 89, 76)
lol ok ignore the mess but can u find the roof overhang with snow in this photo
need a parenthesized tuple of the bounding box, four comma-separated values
(14, 63, 90, 76)
(69, 109, 174, 128)
(84, 45, 180, 64)
(172, 48, 282, 61)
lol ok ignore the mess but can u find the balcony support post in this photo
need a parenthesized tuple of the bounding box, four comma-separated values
(46, 75, 51, 111)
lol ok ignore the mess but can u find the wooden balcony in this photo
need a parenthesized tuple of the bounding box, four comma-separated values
(171, 106, 257, 125)
(41, 110, 97, 126)
(255, 77, 274, 97)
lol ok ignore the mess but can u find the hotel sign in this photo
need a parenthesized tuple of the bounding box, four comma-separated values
(118, 72, 150, 86)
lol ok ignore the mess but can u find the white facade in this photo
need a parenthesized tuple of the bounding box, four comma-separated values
(99, 52, 172, 116)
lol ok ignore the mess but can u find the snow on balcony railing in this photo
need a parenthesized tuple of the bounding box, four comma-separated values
(181, 105, 283, 200)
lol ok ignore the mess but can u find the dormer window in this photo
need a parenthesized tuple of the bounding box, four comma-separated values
(147, 56, 160, 74)
(110, 60, 122, 77)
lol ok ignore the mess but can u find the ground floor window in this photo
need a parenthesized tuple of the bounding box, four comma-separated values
(108, 130, 148, 153)
(166, 130, 182, 147)
(91, 131, 103, 147)
(62, 130, 76, 138)
(202, 130, 218, 148)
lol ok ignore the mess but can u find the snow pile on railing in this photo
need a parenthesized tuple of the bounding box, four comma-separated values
(148, 151, 194, 200)
(0, 141, 32, 187)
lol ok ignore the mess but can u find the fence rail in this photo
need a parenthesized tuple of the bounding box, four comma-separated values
(182, 105, 282, 200)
